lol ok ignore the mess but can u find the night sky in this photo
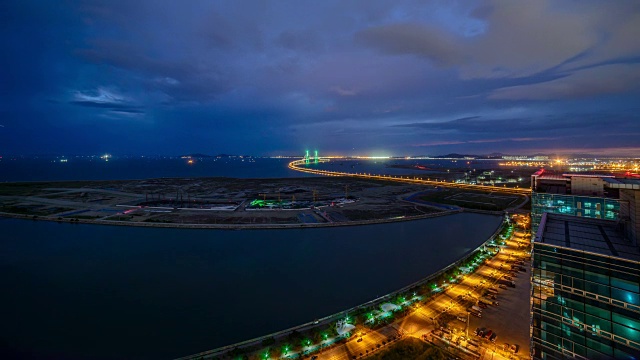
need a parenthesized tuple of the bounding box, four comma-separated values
(2, 1, 639, 156)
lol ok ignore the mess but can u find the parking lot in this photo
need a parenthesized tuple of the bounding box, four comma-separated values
(467, 244, 531, 357)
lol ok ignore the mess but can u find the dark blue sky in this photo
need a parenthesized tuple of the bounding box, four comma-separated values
(1, 1, 639, 156)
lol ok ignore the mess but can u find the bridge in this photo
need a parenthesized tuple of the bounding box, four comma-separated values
(288, 158, 531, 195)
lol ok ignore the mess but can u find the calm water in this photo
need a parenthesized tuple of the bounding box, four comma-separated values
(0, 158, 303, 182)
(310, 158, 502, 176)
(0, 214, 502, 359)
(0, 157, 503, 182)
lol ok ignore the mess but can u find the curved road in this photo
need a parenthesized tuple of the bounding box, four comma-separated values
(287, 159, 531, 195)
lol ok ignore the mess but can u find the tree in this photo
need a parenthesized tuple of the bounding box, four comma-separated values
(416, 346, 446, 360)
(261, 337, 275, 347)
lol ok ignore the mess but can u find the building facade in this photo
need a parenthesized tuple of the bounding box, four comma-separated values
(531, 214, 640, 359)
(531, 193, 622, 235)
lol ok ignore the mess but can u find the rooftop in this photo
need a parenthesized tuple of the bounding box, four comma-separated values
(535, 213, 640, 262)
(602, 177, 640, 190)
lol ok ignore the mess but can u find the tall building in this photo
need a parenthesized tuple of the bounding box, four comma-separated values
(531, 213, 640, 359)
(530, 170, 640, 241)
(530, 172, 640, 359)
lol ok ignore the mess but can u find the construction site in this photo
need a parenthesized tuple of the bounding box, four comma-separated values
(0, 176, 471, 227)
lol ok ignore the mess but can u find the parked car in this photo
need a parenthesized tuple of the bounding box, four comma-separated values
(499, 284, 508, 290)
(490, 333, 498, 342)
(483, 330, 493, 339)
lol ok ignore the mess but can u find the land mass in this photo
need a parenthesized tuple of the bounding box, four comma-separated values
(0, 177, 526, 228)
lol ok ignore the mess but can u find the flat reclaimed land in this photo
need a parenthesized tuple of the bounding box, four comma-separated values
(0, 177, 462, 228)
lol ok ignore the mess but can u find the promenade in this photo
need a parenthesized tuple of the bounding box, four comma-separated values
(177, 215, 532, 360)
(309, 216, 531, 360)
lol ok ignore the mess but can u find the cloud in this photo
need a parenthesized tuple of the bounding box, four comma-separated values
(489, 64, 640, 100)
(330, 86, 358, 96)
(395, 113, 640, 135)
(355, 23, 462, 66)
(70, 88, 144, 114)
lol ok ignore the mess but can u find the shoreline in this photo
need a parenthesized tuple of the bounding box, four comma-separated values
(176, 215, 508, 360)
(0, 208, 475, 230)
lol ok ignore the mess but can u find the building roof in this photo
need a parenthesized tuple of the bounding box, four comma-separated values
(602, 177, 640, 190)
(537, 174, 568, 181)
(535, 213, 640, 262)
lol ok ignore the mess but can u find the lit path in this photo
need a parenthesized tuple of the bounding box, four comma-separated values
(288, 159, 531, 195)
(311, 223, 531, 360)
(176, 219, 530, 360)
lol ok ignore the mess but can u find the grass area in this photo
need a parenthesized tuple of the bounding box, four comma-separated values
(67, 215, 101, 220)
(367, 337, 446, 360)
(0, 205, 74, 216)
(341, 207, 426, 221)
(0, 182, 103, 196)
(418, 188, 523, 211)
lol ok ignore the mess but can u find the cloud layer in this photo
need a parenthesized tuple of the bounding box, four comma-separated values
(1, 0, 639, 156)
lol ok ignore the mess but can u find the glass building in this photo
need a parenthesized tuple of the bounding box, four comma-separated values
(531, 193, 622, 235)
(531, 213, 640, 359)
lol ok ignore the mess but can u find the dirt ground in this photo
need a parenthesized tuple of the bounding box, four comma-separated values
(0, 177, 447, 225)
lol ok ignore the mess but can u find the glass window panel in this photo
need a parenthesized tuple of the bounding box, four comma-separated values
(585, 314, 611, 332)
(610, 276, 639, 292)
(585, 303, 610, 319)
(586, 337, 613, 356)
(584, 270, 609, 285)
(612, 312, 640, 331)
(612, 323, 640, 343)
(611, 288, 639, 306)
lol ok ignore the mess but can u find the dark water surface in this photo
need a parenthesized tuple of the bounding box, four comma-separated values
(0, 157, 502, 182)
(0, 213, 501, 359)
(0, 158, 302, 182)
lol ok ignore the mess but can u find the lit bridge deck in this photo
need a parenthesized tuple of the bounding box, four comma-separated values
(288, 159, 531, 195)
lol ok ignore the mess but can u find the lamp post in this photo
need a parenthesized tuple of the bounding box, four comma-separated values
(466, 312, 470, 338)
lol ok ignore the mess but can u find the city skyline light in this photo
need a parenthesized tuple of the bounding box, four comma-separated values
(2, 1, 640, 156)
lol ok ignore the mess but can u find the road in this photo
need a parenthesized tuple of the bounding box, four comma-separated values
(288, 159, 531, 195)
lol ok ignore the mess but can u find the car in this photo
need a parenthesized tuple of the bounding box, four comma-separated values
(510, 344, 519, 353)
(483, 330, 493, 339)
(457, 316, 467, 322)
(470, 311, 482, 318)
(357, 338, 362, 342)
(490, 333, 498, 342)
(499, 284, 508, 289)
